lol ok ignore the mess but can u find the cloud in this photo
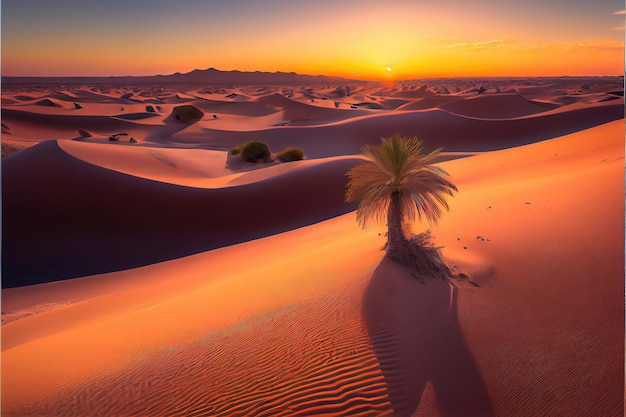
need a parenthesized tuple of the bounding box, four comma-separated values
(422, 36, 461, 46)
(612, 25, 625, 31)
(427, 36, 623, 55)
(564, 39, 624, 51)
(613, 10, 625, 14)
(445, 38, 517, 51)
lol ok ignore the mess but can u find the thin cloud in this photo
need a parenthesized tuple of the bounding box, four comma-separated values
(423, 36, 461, 46)
(445, 39, 517, 51)
(612, 26, 625, 31)
(613, 10, 625, 14)
(565, 39, 624, 51)
(520, 39, 624, 54)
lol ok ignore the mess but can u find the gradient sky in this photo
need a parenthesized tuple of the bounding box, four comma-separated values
(2, 0, 624, 79)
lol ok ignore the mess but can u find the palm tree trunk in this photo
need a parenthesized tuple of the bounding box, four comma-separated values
(387, 191, 404, 253)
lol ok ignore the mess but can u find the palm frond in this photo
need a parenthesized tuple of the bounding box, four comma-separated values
(345, 134, 457, 228)
(404, 169, 457, 224)
(355, 185, 392, 228)
(345, 163, 391, 202)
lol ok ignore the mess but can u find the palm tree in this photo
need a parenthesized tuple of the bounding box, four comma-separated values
(345, 135, 457, 254)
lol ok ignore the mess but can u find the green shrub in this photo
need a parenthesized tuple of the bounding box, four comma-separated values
(229, 146, 241, 155)
(173, 105, 204, 123)
(277, 147, 305, 162)
(240, 141, 271, 162)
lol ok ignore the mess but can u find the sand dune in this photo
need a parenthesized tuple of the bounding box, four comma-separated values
(2, 212, 391, 416)
(255, 92, 373, 123)
(3, 119, 623, 416)
(1, 108, 166, 142)
(375, 98, 409, 110)
(391, 85, 436, 98)
(3, 78, 621, 156)
(2, 140, 362, 285)
(189, 101, 622, 157)
(397, 95, 463, 110)
(1, 77, 623, 416)
(191, 98, 278, 117)
(430, 120, 624, 417)
(58, 138, 368, 188)
(438, 93, 559, 119)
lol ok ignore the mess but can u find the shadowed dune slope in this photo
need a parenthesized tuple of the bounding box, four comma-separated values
(2, 141, 360, 287)
(364, 260, 495, 417)
(1, 108, 165, 140)
(396, 96, 460, 111)
(190, 99, 277, 116)
(438, 93, 558, 119)
(255, 92, 370, 122)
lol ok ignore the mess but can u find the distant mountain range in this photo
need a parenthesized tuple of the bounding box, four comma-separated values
(2, 68, 364, 85)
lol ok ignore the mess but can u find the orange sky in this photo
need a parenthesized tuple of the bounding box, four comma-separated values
(2, 1, 624, 79)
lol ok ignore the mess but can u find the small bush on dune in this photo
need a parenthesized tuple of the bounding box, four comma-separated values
(277, 147, 305, 162)
(240, 141, 271, 162)
(173, 105, 204, 123)
(229, 141, 304, 163)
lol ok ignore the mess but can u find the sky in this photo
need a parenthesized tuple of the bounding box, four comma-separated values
(2, 0, 624, 79)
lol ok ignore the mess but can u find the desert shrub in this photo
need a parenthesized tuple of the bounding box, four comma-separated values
(239, 141, 271, 162)
(229, 146, 242, 155)
(277, 147, 305, 162)
(173, 105, 204, 123)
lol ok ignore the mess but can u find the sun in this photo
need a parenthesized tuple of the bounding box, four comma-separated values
(385, 66, 392, 72)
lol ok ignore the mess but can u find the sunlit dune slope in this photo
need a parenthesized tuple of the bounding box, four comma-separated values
(58, 139, 368, 188)
(427, 119, 624, 417)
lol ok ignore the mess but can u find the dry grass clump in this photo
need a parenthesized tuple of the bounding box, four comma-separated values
(230, 142, 306, 163)
(173, 105, 204, 123)
(238, 141, 272, 162)
(277, 147, 305, 162)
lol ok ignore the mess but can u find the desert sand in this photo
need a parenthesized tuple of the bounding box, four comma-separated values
(2, 75, 624, 416)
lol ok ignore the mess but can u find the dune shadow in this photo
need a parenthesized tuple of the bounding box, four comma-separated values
(363, 257, 494, 417)
(1, 141, 362, 287)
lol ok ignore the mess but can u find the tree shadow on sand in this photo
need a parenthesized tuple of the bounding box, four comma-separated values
(363, 233, 495, 417)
